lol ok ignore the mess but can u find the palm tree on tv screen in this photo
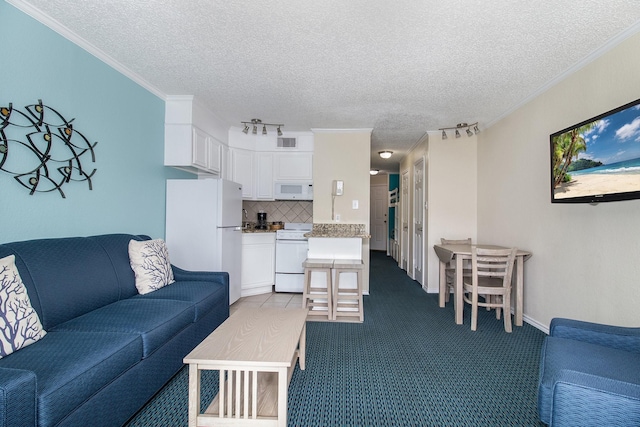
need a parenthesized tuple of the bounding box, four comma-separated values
(552, 122, 596, 188)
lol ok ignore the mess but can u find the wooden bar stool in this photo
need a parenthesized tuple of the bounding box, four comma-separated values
(302, 258, 334, 320)
(332, 259, 364, 322)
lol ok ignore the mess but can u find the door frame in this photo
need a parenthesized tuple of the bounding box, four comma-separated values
(369, 183, 388, 251)
(400, 169, 410, 271)
(412, 157, 425, 285)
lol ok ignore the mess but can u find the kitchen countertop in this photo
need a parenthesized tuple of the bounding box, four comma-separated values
(304, 223, 371, 238)
(242, 228, 276, 233)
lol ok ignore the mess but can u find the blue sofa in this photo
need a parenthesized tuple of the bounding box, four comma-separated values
(0, 234, 229, 427)
(538, 318, 640, 426)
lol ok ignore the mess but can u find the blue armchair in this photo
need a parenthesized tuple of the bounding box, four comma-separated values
(538, 318, 640, 426)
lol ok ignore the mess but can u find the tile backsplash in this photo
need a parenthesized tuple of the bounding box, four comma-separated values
(243, 201, 313, 224)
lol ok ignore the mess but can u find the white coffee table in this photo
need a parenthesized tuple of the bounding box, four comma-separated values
(184, 307, 308, 427)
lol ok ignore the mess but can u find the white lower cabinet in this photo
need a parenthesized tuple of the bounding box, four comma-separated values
(241, 232, 276, 297)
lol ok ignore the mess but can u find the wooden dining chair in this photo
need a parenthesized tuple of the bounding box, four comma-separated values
(462, 246, 517, 332)
(440, 238, 472, 303)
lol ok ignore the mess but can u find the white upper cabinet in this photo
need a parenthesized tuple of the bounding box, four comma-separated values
(228, 128, 314, 200)
(191, 127, 222, 174)
(274, 152, 313, 181)
(164, 96, 228, 175)
(192, 127, 208, 169)
(230, 149, 274, 200)
(255, 152, 274, 199)
(231, 148, 254, 199)
(164, 98, 315, 192)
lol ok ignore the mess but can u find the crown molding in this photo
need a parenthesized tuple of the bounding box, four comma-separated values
(6, 0, 167, 100)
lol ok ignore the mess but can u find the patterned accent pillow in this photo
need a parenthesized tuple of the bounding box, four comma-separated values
(0, 254, 47, 358)
(128, 239, 176, 295)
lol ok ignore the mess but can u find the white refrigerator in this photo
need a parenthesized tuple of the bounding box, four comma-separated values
(165, 178, 243, 304)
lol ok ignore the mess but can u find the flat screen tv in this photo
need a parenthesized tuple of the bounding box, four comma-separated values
(550, 97, 640, 204)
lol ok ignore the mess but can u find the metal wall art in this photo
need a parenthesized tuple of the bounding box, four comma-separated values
(0, 99, 98, 198)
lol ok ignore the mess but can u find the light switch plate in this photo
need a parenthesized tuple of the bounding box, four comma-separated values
(352, 200, 359, 209)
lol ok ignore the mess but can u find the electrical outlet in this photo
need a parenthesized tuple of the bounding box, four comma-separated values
(335, 214, 341, 221)
(352, 200, 359, 209)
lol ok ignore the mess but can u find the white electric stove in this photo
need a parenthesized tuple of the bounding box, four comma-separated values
(274, 223, 313, 293)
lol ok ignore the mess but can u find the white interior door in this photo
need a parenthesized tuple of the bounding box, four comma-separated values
(413, 158, 425, 285)
(370, 184, 387, 251)
(401, 170, 409, 271)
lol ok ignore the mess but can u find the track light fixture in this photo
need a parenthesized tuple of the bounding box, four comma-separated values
(378, 150, 393, 159)
(241, 119, 284, 136)
(439, 122, 480, 140)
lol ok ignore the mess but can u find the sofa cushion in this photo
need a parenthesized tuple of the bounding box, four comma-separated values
(0, 255, 47, 358)
(0, 330, 142, 427)
(134, 280, 227, 322)
(128, 239, 175, 295)
(90, 234, 150, 300)
(0, 237, 123, 330)
(538, 336, 640, 424)
(52, 299, 194, 357)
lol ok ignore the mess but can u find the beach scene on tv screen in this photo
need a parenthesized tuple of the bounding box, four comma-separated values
(552, 102, 640, 199)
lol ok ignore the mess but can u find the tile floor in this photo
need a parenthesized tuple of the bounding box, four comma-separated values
(230, 291, 302, 316)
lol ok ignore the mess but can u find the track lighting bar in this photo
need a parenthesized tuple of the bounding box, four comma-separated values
(241, 118, 284, 136)
(439, 122, 480, 140)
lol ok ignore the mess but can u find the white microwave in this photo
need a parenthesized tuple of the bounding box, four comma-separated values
(274, 181, 313, 200)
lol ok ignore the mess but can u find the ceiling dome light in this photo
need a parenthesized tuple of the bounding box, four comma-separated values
(370, 169, 379, 175)
(378, 151, 393, 159)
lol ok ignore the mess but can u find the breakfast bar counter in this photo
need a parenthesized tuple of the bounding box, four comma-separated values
(303, 223, 371, 239)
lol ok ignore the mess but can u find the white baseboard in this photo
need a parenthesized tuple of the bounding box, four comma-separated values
(523, 315, 549, 334)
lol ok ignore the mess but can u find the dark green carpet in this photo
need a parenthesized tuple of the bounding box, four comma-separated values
(126, 251, 546, 426)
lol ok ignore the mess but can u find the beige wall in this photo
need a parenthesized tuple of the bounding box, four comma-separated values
(478, 32, 640, 330)
(370, 174, 388, 186)
(427, 135, 478, 290)
(399, 134, 478, 292)
(312, 129, 372, 291)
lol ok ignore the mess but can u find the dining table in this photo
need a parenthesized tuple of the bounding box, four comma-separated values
(433, 244, 532, 326)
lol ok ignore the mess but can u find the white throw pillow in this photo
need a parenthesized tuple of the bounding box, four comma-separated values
(0, 254, 47, 359)
(128, 239, 175, 295)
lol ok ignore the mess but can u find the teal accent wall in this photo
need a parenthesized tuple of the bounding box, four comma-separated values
(0, 2, 189, 243)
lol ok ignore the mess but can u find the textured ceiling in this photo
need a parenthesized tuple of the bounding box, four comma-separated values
(9, 0, 640, 172)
